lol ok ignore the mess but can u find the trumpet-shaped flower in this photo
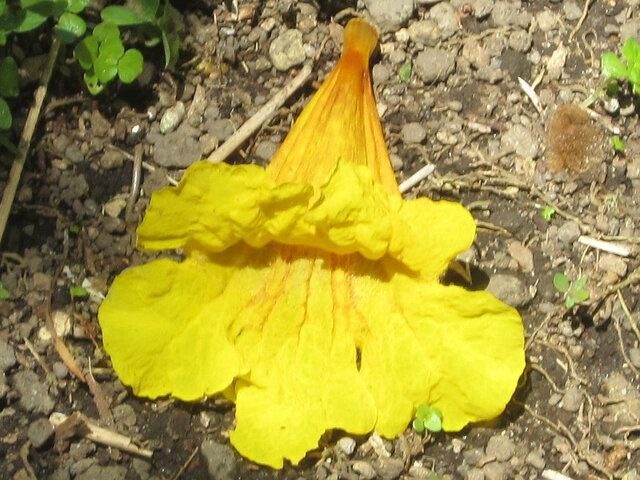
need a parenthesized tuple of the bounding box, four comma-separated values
(98, 19, 525, 469)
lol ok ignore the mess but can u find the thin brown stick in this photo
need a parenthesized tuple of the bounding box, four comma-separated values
(20, 441, 37, 480)
(617, 289, 640, 344)
(207, 63, 313, 164)
(613, 317, 640, 377)
(50, 412, 153, 458)
(568, 0, 592, 42)
(0, 38, 60, 244)
(170, 446, 200, 480)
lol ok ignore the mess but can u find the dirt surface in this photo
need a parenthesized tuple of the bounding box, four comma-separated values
(1, 0, 640, 479)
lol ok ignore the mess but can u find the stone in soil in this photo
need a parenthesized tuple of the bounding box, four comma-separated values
(485, 434, 515, 462)
(482, 461, 506, 480)
(268, 29, 306, 71)
(485, 274, 531, 308)
(560, 385, 583, 412)
(501, 124, 538, 159)
(12, 370, 55, 414)
(27, 417, 55, 449)
(0, 340, 17, 372)
(525, 449, 546, 470)
(557, 220, 581, 244)
(364, 0, 414, 31)
(414, 48, 456, 84)
(352, 460, 377, 480)
(598, 253, 627, 277)
(159, 101, 186, 134)
(373, 457, 405, 479)
(150, 125, 201, 168)
(201, 438, 236, 480)
(401, 122, 427, 144)
(407, 19, 440, 47)
(429, 2, 459, 40)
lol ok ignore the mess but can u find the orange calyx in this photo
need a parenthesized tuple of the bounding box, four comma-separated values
(266, 18, 398, 196)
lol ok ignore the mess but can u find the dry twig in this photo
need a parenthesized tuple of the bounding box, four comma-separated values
(0, 38, 60, 244)
(207, 63, 313, 164)
(50, 412, 153, 458)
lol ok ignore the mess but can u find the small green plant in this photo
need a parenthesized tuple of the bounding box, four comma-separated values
(100, 0, 183, 69)
(553, 272, 589, 308)
(398, 63, 412, 83)
(73, 21, 144, 95)
(0, 282, 10, 299)
(601, 37, 640, 96)
(69, 285, 88, 297)
(541, 206, 556, 222)
(412, 403, 442, 433)
(609, 135, 625, 152)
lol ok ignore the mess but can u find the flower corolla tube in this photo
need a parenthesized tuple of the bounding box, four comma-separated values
(98, 18, 525, 468)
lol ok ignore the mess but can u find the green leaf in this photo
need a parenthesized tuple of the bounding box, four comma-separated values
(93, 21, 119, 42)
(94, 54, 118, 83)
(65, 0, 90, 14)
(424, 408, 442, 432)
(133, 0, 160, 21)
(83, 71, 104, 94)
(399, 63, 412, 83)
(0, 56, 19, 97)
(0, 96, 11, 129)
(74, 35, 98, 70)
(69, 285, 88, 297)
(117, 48, 143, 83)
(98, 35, 125, 65)
(573, 275, 588, 290)
(0, 282, 10, 299)
(553, 273, 570, 293)
(416, 403, 431, 420)
(12, 7, 47, 32)
(101, 5, 142, 26)
(609, 136, 625, 152)
(565, 296, 575, 309)
(601, 52, 627, 79)
(622, 37, 640, 66)
(54, 11, 86, 43)
(0, 1, 6, 16)
(572, 289, 589, 303)
(161, 27, 179, 69)
(412, 418, 425, 433)
(541, 207, 555, 222)
(69, 224, 80, 233)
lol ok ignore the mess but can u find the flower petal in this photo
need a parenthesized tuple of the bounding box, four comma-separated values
(99, 254, 244, 400)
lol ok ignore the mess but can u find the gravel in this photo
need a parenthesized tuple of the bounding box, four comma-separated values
(201, 438, 236, 480)
(485, 435, 515, 462)
(485, 274, 531, 308)
(414, 47, 456, 83)
(27, 417, 55, 449)
(268, 29, 306, 71)
(364, 0, 414, 32)
(0, 340, 17, 372)
(13, 370, 55, 415)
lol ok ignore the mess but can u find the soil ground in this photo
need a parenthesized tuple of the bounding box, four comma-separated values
(1, 1, 640, 479)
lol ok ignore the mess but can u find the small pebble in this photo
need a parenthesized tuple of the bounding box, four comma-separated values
(269, 29, 306, 71)
(401, 122, 427, 144)
(486, 274, 531, 308)
(629, 348, 640, 369)
(557, 221, 581, 244)
(0, 340, 16, 372)
(53, 361, 69, 380)
(482, 461, 506, 480)
(27, 417, 55, 449)
(159, 101, 186, 134)
(525, 450, 546, 470)
(337, 436, 356, 456)
(352, 460, 377, 480)
(485, 435, 515, 462)
(598, 253, 627, 277)
(560, 385, 583, 412)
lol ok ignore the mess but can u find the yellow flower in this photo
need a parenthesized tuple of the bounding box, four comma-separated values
(98, 19, 525, 469)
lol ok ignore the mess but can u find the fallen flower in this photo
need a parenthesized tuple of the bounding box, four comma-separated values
(98, 18, 525, 468)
